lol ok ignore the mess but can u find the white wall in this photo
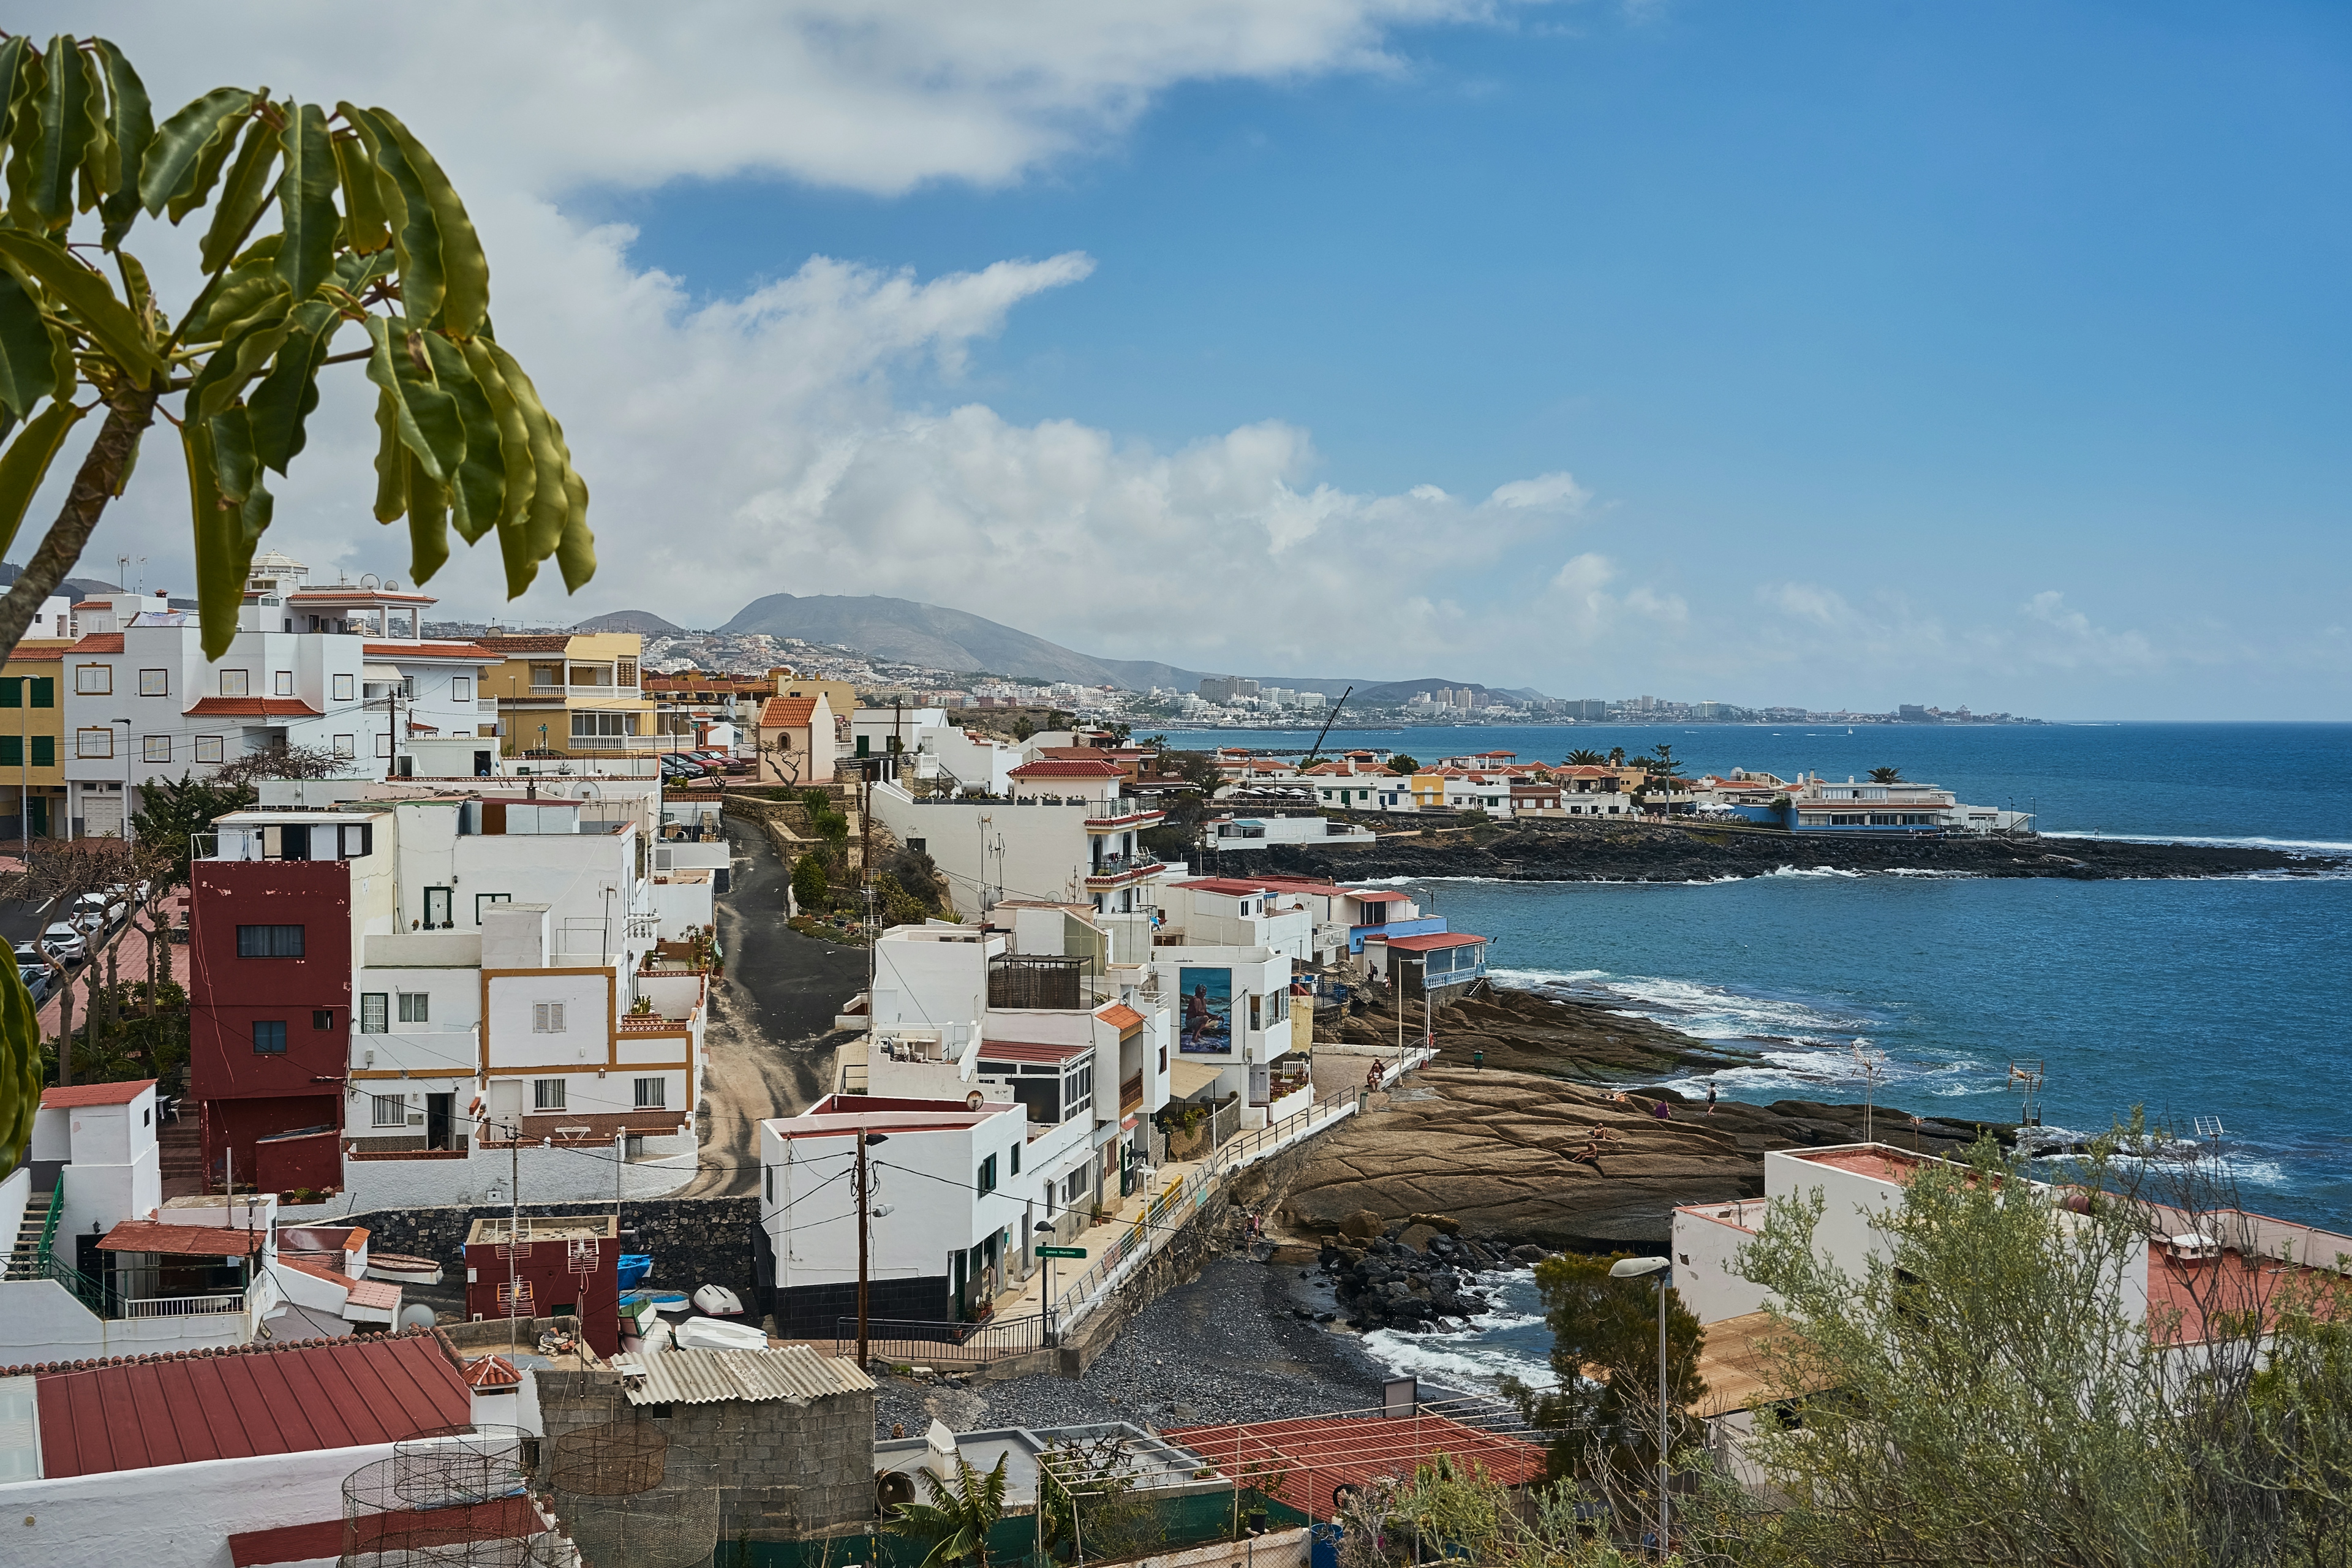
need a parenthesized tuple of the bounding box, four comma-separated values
(325, 1137, 697, 1212)
(1, 1435, 492, 1568)
(0, 1166, 28, 1261)
(1672, 1204, 1774, 1325)
(872, 929, 998, 1031)
(0, 1278, 251, 1365)
(871, 785, 1100, 912)
(764, 1109, 1030, 1289)
(484, 971, 612, 1071)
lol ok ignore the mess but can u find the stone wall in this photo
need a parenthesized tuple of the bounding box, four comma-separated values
(537, 1366, 876, 1542)
(330, 1194, 760, 1301)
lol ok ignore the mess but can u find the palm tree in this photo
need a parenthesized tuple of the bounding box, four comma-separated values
(1869, 766, 1903, 783)
(889, 1453, 1011, 1568)
(1565, 749, 1606, 767)
(1607, 747, 1626, 767)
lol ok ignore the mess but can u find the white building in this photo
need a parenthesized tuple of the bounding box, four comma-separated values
(871, 762, 1176, 921)
(59, 556, 499, 835)
(1204, 813, 1377, 853)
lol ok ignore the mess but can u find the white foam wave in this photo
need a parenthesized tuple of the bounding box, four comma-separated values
(1360, 1325, 1558, 1393)
(1765, 865, 1865, 878)
(1598, 976, 1873, 1043)
(1487, 966, 1611, 989)
(2044, 832, 2352, 854)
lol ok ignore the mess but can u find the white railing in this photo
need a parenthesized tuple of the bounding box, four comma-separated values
(119, 1292, 244, 1319)
(568, 734, 663, 752)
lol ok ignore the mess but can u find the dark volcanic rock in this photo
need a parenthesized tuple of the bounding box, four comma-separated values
(1258, 819, 2339, 884)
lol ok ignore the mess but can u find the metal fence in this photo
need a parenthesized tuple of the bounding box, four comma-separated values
(830, 1313, 1047, 1368)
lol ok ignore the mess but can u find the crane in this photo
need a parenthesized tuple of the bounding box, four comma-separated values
(1300, 686, 1352, 768)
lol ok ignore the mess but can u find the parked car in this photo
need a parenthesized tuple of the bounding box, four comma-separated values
(21, 964, 55, 1003)
(661, 753, 715, 780)
(72, 891, 129, 929)
(39, 922, 87, 963)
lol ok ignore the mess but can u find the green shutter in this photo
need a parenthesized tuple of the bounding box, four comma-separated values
(30, 736, 53, 767)
(29, 678, 53, 708)
(0, 737, 19, 766)
(0, 679, 17, 708)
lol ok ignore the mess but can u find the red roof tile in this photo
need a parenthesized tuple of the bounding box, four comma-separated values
(185, 697, 323, 718)
(279, 1255, 404, 1310)
(462, 1354, 524, 1390)
(1385, 932, 1487, 952)
(27, 1328, 470, 1477)
(1008, 759, 1123, 778)
(40, 1077, 155, 1108)
(1167, 1413, 1547, 1519)
(976, 1039, 1095, 1063)
(364, 641, 497, 661)
(760, 695, 819, 728)
(1096, 1003, 1147, 1033)
(72, 633, 124, 653)
(99, 1220, 265, 1257)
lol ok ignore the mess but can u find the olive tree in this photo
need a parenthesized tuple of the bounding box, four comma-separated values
(0, 31, 592, 1166)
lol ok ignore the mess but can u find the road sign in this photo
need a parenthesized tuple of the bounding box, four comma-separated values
(1036, 1245, 1087, 1259)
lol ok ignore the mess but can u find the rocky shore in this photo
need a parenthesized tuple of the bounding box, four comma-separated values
(1254, 818, 2340, 883)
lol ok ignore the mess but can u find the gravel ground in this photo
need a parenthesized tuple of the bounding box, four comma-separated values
(873, 1256, 1394, 1439)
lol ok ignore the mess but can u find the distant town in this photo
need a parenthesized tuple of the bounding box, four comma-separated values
(424, 620, 2041, 729)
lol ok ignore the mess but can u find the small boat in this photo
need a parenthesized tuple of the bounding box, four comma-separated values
(637, 1316, 674, 1354)
(647, 1290, 691, 1314)
(692, 1283, 745, 1317)
(367, 1254, 443, 1287)
(617, 1253, 653, 1290)
(676, 1315, 765, 1352)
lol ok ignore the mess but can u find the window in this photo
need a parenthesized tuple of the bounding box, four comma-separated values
(314, 1009, 334, 1030)
(533, 1001, 567, 1033)
(138, 668, 168, 696)
(1248, 994, 1261, 1033)
(1010, 1144, 1020, 1176)
(977, 1153, 998, 1194)
(376, 733, 392, 757)
(453, 676, 472, 701)
(142, 736, 170, 763)
(195, 735, 224, 764)
(764, 1167, 774, 1202)
(340, 823, 374, 858)
(0, 678, 15, 707)
(1061, 1166, 1090, 1204)
(0, 738, 16, 767)
(534, 1078, 566, 1111)
(76, 728, 113, 758)
(633, 1077, 665, 1109)
(219, 669, 249, 696)
(397, 991, 430, 1024)
(571, 711, 633, 737)
(251, 1020, 287, 1054)
(29, 736, 50, 767)
(371, 1093, 406, 1128)
(476, 892, 511, 921)
(28, 676, 49, 708)
(1063, 1060, 1093, 1117)
(333, 673, 355, 701)
(360, 993, 388, 1034)
(333, 734, 355, 758)
(236, 924, 306, 957)
(74, 663, 110, 695)
(529, 663, 562, 690)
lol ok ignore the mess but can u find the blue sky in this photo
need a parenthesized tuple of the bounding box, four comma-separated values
(45, 2, 2352, 717)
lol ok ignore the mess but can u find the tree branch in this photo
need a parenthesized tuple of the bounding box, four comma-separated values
(0, 384, 160, 663)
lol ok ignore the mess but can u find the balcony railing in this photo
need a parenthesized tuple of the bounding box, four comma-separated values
(567, 733, 663, 752)
(1085, 852, 1163, 884)
(119, 1291, 246, 1319)
(1120, 1073, 1144, 1115)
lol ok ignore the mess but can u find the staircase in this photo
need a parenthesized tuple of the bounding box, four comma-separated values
(6, 1187, 53, 1280)
(159, 1118, 205, 1197)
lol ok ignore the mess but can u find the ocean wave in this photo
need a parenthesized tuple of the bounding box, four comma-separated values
(2044, 832, 2352, 854)
(1360, 1324, 1558, 1392)
(1597, 975, 1877, 1043)
(1487, 965, 1611, 989)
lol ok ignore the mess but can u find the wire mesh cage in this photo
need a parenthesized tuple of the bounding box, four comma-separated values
(546, 1419, 669, 1496)
(341, 1427, 566, 1568)
(548, 1420, 720, 1568)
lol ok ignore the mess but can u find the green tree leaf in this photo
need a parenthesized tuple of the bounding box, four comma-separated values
(421, 333, 501, 541)
(19, 37, 96, 230)
(140, 86, 252, 219)
(197, 110, 280, 275)
(362, 314, 463, 481)
(192, 407, 273, 659)
(342, 104, 445, 332)
(478, 338, 573, 565)
(405, 447, 450, 583)
(354, 105, 487, 334)
(0, 399, 89, 559)
(247, 298, 341, 473)
(328, 129, 390, 255)
(369, 386, 406, 522)
(0, 267, 60, 417)
(0, 230, 166, 382)
(0, 37, 33, 151)
(0, 945, 39, 1175)
(88, 40, 153, 247)
(273, 103, 336, 301)
(186, 293, 292, 420)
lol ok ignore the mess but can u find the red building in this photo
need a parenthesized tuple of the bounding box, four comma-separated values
(464, 1215, 622, 1356)
(188, 858, 353, 1194)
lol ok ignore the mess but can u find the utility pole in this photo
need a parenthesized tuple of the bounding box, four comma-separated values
(509, 1118, 521, 1356)
(854, 1130, 888, 1367)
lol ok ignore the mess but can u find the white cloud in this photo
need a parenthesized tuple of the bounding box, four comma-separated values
(1750, 580, 2190, 682)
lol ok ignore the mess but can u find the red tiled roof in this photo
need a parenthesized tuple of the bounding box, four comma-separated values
(1167, 1413, 1546, 1519)
(1096, 1003, 1147, 1033)
(72, 633, 124, 653)
(760, 695, 819, 728)
(185, 697, 323, 717)
(7, 644, 65, 662)
(1008, 759, 1122, 778)
(286, 589, 434, 603)
(463, 1354, 524, 1390)
(475, 634, 573, 653)
(230, 1499, 541, 1568)
(1385, 932, 1487, 952)
(40, 1077, 155, 1108)
(99, 1220, 266, 1256)
(1173, 876, 1279, 897)
(278, 1255, 404, 1310)
(364, 641, 497, 661)
(28, 1328, 471, 1478)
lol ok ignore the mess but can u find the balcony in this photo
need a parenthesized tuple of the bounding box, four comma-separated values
(1084, 852, 1164, 889)
(1120, 1073, 1145, 1116)
(1084, 807, 1164, 831)
(567, 733, 664, 752)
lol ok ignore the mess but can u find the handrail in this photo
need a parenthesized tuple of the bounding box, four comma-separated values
(34, 1170, 62, 1270)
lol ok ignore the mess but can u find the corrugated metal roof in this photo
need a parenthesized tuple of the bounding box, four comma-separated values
(620, 1346, 873, 1406)
(30, 1329, 470, 1477)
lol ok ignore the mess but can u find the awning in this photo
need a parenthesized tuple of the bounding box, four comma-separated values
(1169, 1060, 1224, 1099)
(363, 663, 404, 682)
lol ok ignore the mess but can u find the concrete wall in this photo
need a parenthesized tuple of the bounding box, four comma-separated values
(1672, 1203, 1773, 1325)
(872, 786, 1098, 911)
(0, 1276, 249, 1366)
(323, 1136, 697, 1212)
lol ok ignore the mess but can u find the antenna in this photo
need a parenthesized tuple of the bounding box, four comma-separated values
(1852, 1041, 1887, 1144)
(2193, 1115, 2225, 1150)
(2007, 1060, 2046, 1127)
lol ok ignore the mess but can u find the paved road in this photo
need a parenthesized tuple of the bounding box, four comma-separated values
(679, 824, 868, 1197)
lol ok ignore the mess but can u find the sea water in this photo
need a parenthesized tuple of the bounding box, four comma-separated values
(1163, 721, 2352, 1389)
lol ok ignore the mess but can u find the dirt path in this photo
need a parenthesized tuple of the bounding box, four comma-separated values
(679, 826, 868, 1197)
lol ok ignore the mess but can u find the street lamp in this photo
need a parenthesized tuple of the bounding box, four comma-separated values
(1610, 1255, 1673, 1558)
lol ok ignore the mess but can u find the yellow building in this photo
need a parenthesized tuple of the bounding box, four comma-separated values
(775, 669, 861, 723)
(478, 631, 666, 760)
(0, 641, 70, 841)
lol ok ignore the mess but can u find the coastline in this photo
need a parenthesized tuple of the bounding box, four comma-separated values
(1249, 818, 2343, 883)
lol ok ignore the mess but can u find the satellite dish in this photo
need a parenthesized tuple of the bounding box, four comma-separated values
(360, 573, 380, 592)
(385, 579, 401, 592)
(398, 1303, 437, 1331)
